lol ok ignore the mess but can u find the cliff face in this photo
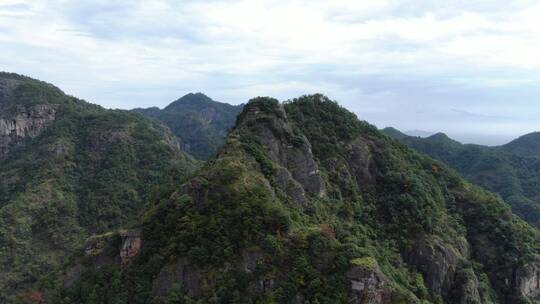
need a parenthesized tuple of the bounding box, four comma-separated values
(0, 76, 59, 157)
(235, 99, 326, 202)
(0, 104, 57, 156)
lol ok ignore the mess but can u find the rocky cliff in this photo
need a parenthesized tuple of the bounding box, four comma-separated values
(0, 104, 57, 156)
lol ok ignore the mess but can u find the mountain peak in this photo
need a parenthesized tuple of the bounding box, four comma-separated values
(502, 131, 540, 156)
(164, 92, 217, 111)
(381, 127, 408, 139)
(134, 92, 244, 160)
(427, 132, 452, 141)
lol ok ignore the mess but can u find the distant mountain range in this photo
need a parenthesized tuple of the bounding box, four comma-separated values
(383, 127, 540, 227)
(133, 93, 243, 160)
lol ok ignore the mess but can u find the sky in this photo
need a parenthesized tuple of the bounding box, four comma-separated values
(1, 0, 540, 145)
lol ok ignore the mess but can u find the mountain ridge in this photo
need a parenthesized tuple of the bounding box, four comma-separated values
(54, 95, 540, 304)
(383, 127, 540, 228)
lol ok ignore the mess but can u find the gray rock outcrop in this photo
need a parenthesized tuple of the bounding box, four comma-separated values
(0, 105, 57, 156)
(346, 263, 394, 304)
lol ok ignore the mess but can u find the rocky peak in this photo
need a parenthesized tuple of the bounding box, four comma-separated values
(235, 97, 326, 202)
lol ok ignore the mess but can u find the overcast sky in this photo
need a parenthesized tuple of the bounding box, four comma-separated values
(1, 0, 540, 145)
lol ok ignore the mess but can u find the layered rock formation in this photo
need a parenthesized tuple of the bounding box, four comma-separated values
(0, 105, 57, 156)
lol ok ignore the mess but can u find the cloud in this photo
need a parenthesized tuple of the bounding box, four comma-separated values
(1, 0, 540, 143)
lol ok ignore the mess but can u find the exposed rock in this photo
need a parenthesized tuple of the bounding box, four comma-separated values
(346, 138, 376, 185)
(81, 229, 141, 269)
(239, 101, 326, 202)
(0, 105, 57, 156)
(449, 266, 482, 304)
(407, 235, 460, 298)
(275, 166, 307, 204)
(346, 262, 394, 304)
(119, 229, 142, 265)
(515, 256, 540, 301)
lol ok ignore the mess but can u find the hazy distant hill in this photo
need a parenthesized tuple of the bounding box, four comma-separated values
(0, 72, 198, 302)
(133, 93, 243, 160)
(383, 127, 540, 228)
(502, 132, 540, 157)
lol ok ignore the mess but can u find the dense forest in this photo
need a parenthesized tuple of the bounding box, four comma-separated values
(48, 95, 540, 304)
(133, 93, 243, 160)
(0, 73, 198, 303)
(2, 73, 540, 303)
(383, 127, 540, 228)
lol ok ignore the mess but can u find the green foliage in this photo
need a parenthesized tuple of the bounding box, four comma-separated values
(133, 93, 243, 160)
(385, 129, 540, 228)
(0, 73, 199, 302)
(239, 135, 275, 177)
(56, 94, 540, 304)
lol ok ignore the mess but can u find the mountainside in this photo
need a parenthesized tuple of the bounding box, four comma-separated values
(503, 132, 540, 157)
(53, 95, 540, 304)
(133, 93, 243, 160)
(383, 128, 540, 228)
(0, 73, 199, 302)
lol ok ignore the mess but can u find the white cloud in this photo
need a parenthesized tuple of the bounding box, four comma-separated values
(1, 0, 540, 142)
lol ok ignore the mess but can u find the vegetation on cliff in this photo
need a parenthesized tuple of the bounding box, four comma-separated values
(0, 73, 199, 302)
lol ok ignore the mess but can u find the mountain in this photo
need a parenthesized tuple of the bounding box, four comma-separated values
(383, 128, 540, 228)
(0, 73, 199, 302)
(503, 132, 540, 157)
(133, 93, 243, 160)
(52, 95, 539, 304)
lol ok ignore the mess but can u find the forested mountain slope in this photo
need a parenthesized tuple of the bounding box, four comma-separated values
(55, 95, 540, 304)
(133, 93, 243, 160)
(383, 127, 540, 228)
(0, 73, 199, 302)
